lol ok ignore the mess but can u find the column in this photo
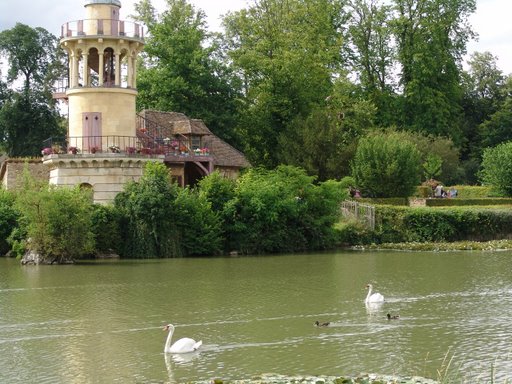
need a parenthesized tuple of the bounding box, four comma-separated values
(82, 52, 89, 86)
(114, 50, 121, 87)
(98, 50, 104, 85)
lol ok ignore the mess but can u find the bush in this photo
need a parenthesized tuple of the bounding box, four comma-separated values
(368, 206, 512, 244)
(16, 185, 95, 263)
(480, 141, 512, 196)
(223, 165, 346, 254)
(351, 131, 421, 197)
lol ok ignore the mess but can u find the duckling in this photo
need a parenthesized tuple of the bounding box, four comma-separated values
(314, 321, 330, 327)
(387, 313, 400, 320)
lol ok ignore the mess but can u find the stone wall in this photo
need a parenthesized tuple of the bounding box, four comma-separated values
(0, 159, 50, 190)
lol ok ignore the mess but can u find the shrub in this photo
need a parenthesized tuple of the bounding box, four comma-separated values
(351, 131, 421, 198)
(224, 165, 345, 254)
(16, 185, 95, 263)
(480, 141, 512, 196)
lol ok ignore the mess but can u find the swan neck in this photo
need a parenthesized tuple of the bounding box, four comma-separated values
(164, 325, 174, 352)
(365, 286, 372, 302)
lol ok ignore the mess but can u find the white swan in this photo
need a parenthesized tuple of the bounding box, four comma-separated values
(163, 324, 202, 354)
(365, 283, 384, 303)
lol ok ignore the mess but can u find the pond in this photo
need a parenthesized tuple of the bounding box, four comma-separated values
(0, 250, 511, 383)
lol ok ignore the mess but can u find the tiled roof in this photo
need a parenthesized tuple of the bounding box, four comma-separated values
(140, 110, 251, 168)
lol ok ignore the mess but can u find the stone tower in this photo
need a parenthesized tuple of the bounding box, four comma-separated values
(45, 0, 161, 204)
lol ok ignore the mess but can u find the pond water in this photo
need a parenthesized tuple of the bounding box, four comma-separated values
(1, 250, 512, 383)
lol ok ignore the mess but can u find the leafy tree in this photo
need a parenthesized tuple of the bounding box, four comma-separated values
(0, 23, 65, 156)
(479, 141, 512, 196)
(391, 0, 476, 144)
(114, 162, 180, 258)
(347, 0, 397, 126)
(223, 165, 344, 254)
(90, 204, 122, 255)
(0, 188, 20, 255)
(0, 92, 64, 156)
(280, 77, 376, 181)
(461, 51, 506, 166)
(14, 170, 95, 263)
(135, 0, 241, 144)
(173, 187, 223, 256)
(393, 130, 461, 184)
(197, 171, 236, 213)
(423, 153, 443, 181)
(351, 131, 421, 197)
(223, 0, 348, 167)
(478, 76, 512, 151)
(0, 23, 64, 95)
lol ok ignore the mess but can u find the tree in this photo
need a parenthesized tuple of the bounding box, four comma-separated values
(223, 0, 348, 167)
(114, 162, 180, 258)
(135, 0, 241, 144)
(347, 0, 397, 127)
(478, 76, 512, 151)
(351, 131, 421, 197)
(479, 141, 512, 196)
(0, 23, 64, 95)
(15, 170, 95, 263)
(391, 0, 476, 144)
(0, 24, 65, 156)
(223, 165, 344, 253)
(279, 77, 376, 181)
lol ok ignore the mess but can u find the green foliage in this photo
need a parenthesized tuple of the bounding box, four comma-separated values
(224, 0, 347, 168)
(173, 187, 223, 256)
(368, 205, 512, 244)
(197, 171, 236, 213)
(351, 131, 421, 197)
(0, 23, 65, 156)
(425, 198, 512, 207)
(0, 189, 20, 255)
(223, 165, 345, 254)
(391, 0, 476, 145)
(423, 154, 443, 181)
(15, 182, 95, 263)
(90, 204, 122, 254)
(479, 141, 512, 196)
(114, 162, 180, 258)
(135, 0, 241, 144)
(280, 78, 376, 181)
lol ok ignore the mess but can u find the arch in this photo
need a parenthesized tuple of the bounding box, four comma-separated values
(79, 183, 94, 202)
(184, 162, 209, 187)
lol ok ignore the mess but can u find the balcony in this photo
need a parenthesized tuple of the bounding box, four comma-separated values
(41, 135, 212, 161)
(61, 19, 144, 41)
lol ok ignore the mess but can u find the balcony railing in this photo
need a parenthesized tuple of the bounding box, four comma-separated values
(61, 19, 144, 40)
(42, 136, 211, 159)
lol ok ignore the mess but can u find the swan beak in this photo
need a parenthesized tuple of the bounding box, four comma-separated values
(163, 325, 169, 331)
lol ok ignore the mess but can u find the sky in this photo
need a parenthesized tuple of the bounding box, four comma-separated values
(0, 0, 511, 75)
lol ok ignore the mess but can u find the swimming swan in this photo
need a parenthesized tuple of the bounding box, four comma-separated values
(365, 283, 384, 303)
(163, 324, 202, 354)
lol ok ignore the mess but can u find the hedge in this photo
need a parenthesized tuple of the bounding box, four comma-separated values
(425, 198, 512, 207)
(370, 206, 512, 243)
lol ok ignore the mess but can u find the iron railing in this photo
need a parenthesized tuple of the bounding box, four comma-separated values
(42, 135, 212, 158)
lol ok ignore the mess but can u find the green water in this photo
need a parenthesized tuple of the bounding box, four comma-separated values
(1, 250, 511, 383)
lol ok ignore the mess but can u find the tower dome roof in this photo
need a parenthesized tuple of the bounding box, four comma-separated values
(84, 0, 121, 7)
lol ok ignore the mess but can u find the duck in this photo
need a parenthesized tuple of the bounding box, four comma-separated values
(314, 321, 330, 327)
(387, 313, 400, 320)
